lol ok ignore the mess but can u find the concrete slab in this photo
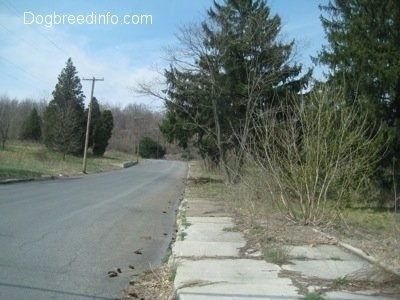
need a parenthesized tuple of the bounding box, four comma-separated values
(187, 216, 235, 224)
(175, 259, 299, 300)
(172, 241, 245, 257)
(285, 245, 364, 261)
(326, 290, 398, 300)
(282, 259, 369, 280)
(182, 217, 245, 244)
(186, 199, 228, 217)
(184, 223, 245, 243)
(178, 283, 299, 300)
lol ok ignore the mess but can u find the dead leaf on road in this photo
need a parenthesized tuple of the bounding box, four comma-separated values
(134, 248, 143, 255)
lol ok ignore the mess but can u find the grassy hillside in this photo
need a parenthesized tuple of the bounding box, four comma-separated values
(0, 141, 136, 180)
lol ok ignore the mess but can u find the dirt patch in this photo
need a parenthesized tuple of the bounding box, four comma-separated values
(121, 264, 176, 300)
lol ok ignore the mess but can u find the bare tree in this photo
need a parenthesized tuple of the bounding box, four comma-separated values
(0, 96, 18, 149)
(107, 103, 163, 154)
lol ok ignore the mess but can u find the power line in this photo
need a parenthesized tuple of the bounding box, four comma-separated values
(0, 55, 43, 85)
(0, 0, 67, 55)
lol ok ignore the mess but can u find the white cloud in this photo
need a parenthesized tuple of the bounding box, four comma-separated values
(0, 13, 169, 109)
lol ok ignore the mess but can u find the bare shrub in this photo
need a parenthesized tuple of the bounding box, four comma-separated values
(228, 159, 277, 228)
(250, 88, 384, 225)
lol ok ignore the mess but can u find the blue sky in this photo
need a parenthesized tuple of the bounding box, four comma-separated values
(0, 0, 328, 109)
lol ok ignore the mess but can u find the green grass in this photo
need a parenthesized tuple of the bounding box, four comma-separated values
(343, 207, 399, 233)
(0, 141, 136, 180)
(179, 231, 187, 241)
(162, 247, 173, 264)
(179, 213, 191, 229)
(329, 256, 342, 261)
(222, 226, 239, 232)
(263, 247, 288, 264)
(303, 293, 325, 300)
(333, 277, 350, 287)
(168, 265, 177, 282)
(0, 168, 43, 180)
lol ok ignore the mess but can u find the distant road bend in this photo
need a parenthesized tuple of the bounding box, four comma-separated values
(0, 159, 187, 299)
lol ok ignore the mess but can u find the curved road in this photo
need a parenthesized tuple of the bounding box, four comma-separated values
(0, 160, 187, 299)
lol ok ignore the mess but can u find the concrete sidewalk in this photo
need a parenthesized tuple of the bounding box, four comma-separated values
(170, 196, 399, 299)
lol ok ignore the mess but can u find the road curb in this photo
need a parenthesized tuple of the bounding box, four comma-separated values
(0, 178, 35, 184)
(121, 161, 138, 168)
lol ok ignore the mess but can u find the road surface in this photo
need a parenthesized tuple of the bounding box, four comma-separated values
(0, 160, 187, 299)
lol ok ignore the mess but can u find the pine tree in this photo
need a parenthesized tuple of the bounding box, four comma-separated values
(85, 97, 101, 149)
(316, 0, 400, 188)
(20, 107, 41, 141)
(139, 136, 165, 159)
(43, 58, 86, 158)
(161, 0, 310, 182)
(92, 109, 114, 156)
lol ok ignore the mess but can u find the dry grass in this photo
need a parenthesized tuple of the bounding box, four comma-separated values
(185, 161, 225, 199)
(122, 264, 176, 300)
(227, 167, 400, 277)
(0, 141, 136, 179)
(327, 208, 400, 270)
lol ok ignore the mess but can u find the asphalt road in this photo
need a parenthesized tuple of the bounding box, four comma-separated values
(0, 160, 187, 299)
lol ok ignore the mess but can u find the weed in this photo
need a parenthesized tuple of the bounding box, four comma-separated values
(262, 235, 277, 244)
(222, 226, 238, 232)
(333, 277, 350, 287)
(179, 213, 191, 229)
(263, 247, 288, 264)
(249, 226, 264, 236)
(303, 293, 325, 300)
(162, 247, 173, 264)
(168, 265, 177, 282)
(295, 255, 308, 260)
(330, 256, 342, 261)
(179, 232, 187, 241)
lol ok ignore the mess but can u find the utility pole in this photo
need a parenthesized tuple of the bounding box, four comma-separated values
(82, 77, 104, 174)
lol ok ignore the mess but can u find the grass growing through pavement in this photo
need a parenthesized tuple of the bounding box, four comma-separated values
(303, 293, 325, 300)
(0, 140, 136, 180)
(333, 277, 350, 288)
(168, 265, 177, 283)
(263, 247, 289, 265)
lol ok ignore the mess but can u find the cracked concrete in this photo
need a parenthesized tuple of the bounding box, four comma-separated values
(171, 163, 399, 300)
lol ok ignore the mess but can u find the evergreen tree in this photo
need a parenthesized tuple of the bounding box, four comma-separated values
(92, 109, 114, 156)
(20, 107, 41, 141)
(85, 97, 101, 149)
(316, 0, 400, 188)
(139, 136, 165, 159)
(42, 58, 86, 158)
(161, 0, 310, 182)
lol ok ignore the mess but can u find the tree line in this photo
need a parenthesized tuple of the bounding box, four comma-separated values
(0, 58, 114, 157)
(0, 58, 165, 158)
(141, 0, 399, 223)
